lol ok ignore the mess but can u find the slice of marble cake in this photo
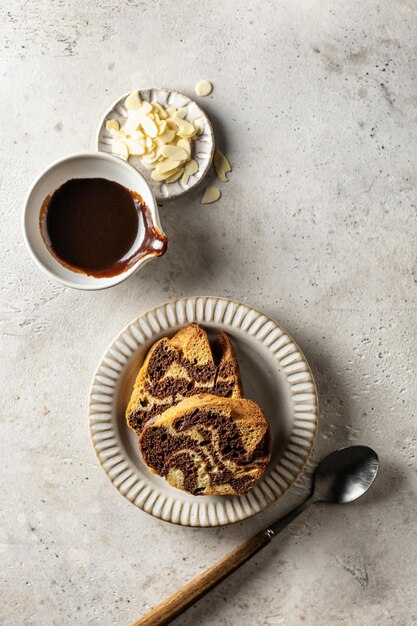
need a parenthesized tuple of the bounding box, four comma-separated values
(126, 323, 243, 435)
(139, 394, 271, 496)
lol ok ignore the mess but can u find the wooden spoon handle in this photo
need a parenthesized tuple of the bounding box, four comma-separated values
(132, 530, 272, 626)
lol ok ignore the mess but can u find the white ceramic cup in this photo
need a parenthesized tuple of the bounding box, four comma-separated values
(23, 152, 167, 290)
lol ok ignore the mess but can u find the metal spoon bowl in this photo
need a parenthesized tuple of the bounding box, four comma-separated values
(313, 445, 380, 504)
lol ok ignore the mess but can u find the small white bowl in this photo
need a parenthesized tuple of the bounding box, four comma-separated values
(96, 88, 214, 201)
(23, 152, 167, 290)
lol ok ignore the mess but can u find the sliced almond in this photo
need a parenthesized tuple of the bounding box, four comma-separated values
(151, 170, 167, 181)
(175, 118, 197, 138)
(144, 136, 154, 151)
(181, 159, 199, 186)
(158, 128, 176, 144)
(111, 140, 129, 161)
(176, 138, 191, 156)
(201, 186, 221, 204)
(213, 150, 232, 182)
(187, 158, 199, 175)
(125, 91, 142, 110)
(137, 102, 153, 116)
(157, 120, 167, 135)
(114, 128, 127, 136)
(140, 115, 159, 138)
(174, 107, 188, 119)
(193, 117, 205, 135)
(151, 166, 180, 182)
(152, 102, 168, 119)
(106, 119, 119, 132)
(131, 130, 145, 141)
(161, 145, 189, 161)
(124, 110, 143, 135)
(154, 136, 167, 152)
(166, 167, 184, 183)
(166, 119, 179, 132)
(142, 150, 158, 164)
(155, 159, 182, 175)
(195, 80, 213, 97)
(153, 137, 164, 152)
(142, 161, 157, 170)
(125, 138, 146, 156)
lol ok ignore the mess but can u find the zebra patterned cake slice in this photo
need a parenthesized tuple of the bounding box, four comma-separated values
(139, 394, 271, 496)
(126, 324, 243, 435)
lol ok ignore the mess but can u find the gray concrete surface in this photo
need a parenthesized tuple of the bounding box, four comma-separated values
(1, 1, 416, 624)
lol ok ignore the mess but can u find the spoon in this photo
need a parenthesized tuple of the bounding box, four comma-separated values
(132, 445, 379, 626)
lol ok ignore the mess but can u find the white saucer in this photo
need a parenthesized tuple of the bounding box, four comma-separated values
(96, 88, 215, 201)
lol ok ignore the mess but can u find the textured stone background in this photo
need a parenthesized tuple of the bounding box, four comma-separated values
(1, 1, 416, 624)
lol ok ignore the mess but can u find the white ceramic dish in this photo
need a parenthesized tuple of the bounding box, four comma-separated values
(23, 152, 167, 291)
(88, 297, 319, 527)
(96, 88, 214, 201)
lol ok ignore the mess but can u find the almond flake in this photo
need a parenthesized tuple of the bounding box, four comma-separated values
(125, 91, 142, 110)
(137, 102, 153, 115)
(144, 136, 154, 151)
(140, 116, 159, 138)
(201, 186, 221, 204)
(124, 110, 143, 134)
(181, 159, 199, 186)
(155, 159, 182, 175)
(152, 167, 180, 181)
(193, 118, 205, 135)
(157, 120, 167, 135)
(166, 168, 184, 183)
(106, 119, 119, 132)
(161, 145, 188, 161)
(152, 102, 168, 119)
(175, 118, 196, 138)
(142, 150, 158, 164)
(176, 138, 191, 156)
(125, 138, 146, 156)
(158, 129, 176, 144)
(111, 140, 129, 161)
(213, 150, 232, 182)
(174, 107, 188, 119)
(195, 80, 213, 97)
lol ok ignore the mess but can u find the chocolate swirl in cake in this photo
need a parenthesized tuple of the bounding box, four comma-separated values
(126, 324, 243, 435)
(139, 394, 271, 496)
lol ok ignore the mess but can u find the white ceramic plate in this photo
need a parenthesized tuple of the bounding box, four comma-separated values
(88, 297, 319, 527)
(96, 88, 214, 201)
